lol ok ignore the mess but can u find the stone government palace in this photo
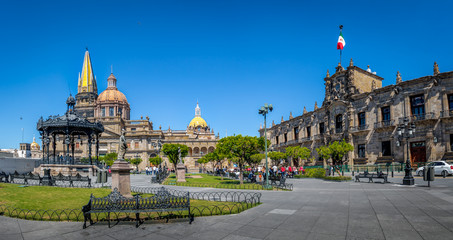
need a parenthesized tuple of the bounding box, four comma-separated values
(41, 50, 219, 172)
(259, 60, 453, 167)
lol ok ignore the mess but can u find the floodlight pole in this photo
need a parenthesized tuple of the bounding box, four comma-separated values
(259, 104, 272, 189)
(264, 113, 269, 188)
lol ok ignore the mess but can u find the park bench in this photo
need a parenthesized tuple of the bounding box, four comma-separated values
(355, 171, 388, 183)
(10, 171, 42, 185)
(53, 172, 92, 187)
(269, 175, 279, 185)
(244, 173, 257, 183)
(82, 187, 194, 228)
(0, 171, 9, 182)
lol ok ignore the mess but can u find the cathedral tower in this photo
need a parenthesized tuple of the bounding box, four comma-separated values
(75, 50, 98, 118)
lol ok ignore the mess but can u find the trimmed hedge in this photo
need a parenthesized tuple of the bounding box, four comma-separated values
(294, 168, 351, 181)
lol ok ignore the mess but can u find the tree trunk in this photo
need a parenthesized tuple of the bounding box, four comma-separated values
(239, 168, 243, 185)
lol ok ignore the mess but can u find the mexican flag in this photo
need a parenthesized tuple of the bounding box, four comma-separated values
(337, 32, 346, 50)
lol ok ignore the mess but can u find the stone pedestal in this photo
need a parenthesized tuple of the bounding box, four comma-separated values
(111, 159, 133, 197)
(176, 163, 186, 182)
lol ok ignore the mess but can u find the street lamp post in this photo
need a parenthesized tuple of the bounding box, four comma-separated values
(259, 103, 273, 188)
(396, 117, 416, 185)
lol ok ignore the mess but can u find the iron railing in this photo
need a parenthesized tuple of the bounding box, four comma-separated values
(0, 188, 261, 223)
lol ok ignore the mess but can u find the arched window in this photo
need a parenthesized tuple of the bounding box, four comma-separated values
(336, 115, 343, 133)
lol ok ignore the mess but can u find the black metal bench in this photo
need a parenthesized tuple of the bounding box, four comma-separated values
(355, 171, 388, 183)
(82, 187, 194, 228)
(243, 173, 256, 183)
(51, 172, 91, 187)
(269, 175, 279, 185)
(10, 171, 42, 185)
(0, 172, 9, 182)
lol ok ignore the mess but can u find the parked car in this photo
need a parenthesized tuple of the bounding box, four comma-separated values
(415, 161, 453, 177)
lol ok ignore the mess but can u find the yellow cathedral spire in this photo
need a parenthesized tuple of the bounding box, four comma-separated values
(77, 50, 97, 94)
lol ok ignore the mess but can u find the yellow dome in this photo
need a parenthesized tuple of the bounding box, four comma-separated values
(31, 137, 40, 150)
(97, 89, 128, 103)
(189, 116, 207, 128)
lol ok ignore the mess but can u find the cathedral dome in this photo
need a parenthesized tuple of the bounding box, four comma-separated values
(31, 137, 40, 150)
(188, 102, 208, 128)
(189, 116, 207, 128)
(98, 89, 128, 103)
(97, 74, 128, 104)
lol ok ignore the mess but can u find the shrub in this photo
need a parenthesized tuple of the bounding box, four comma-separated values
(323, 176, 352, 181)
(304, 168, 326, 178)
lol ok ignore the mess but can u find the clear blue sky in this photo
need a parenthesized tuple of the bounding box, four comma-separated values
(1, 0, 452, 148)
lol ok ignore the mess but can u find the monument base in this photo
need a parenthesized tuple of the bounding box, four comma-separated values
(176, 163, 186, 182)
(111, 159, 133, 198)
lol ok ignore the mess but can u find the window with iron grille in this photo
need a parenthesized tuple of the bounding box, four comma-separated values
(382, 141, 391, 156)
(336, 115, 343, 132)
(410, 95, 425, 118)
(449, 94, 453, 110)
(358, 144, 366, 158)
(319, 122, 325, 134)
(358, 112, 366, 127)
(381, 106, 390, 122)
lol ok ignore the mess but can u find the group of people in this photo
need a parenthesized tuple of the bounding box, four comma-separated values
(244, 165, 306, 182)
(145, 166, 159, 175)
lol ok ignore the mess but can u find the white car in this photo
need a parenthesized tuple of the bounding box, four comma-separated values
(415, 161, 453, 177)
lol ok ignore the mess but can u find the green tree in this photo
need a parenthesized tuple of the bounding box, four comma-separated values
(127, 158, 143, 172)
(201, 151, 228, 179)
(149, 156, 163, 166)
(268, 151, 286, 167)
(197, 156, 211, 173)
(101, 152, 118, 167)
(285, 146, 311, 167)
(316, 145, 331, 166)
(162, 143, 189, 171)
(250, 153, 265, 168)
(328, 139, 353, 166)
(299, 147, 312, 165)
(216, 135, 265, 184)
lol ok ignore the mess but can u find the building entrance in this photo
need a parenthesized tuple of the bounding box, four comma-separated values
(410, 141, 426, 167)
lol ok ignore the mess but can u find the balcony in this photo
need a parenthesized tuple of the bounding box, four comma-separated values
(398, 113, 436, 123)
(440, 110, 453, 118)
(375, 120, 395, 129)
(350, 125, 369, 133)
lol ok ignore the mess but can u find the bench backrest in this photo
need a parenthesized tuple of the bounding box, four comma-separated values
(88, 187, 189, 212)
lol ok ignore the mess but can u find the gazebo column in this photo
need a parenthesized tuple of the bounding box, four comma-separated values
(52, 134, 56, 163)
(88, 134, 93, 165)
(71, 136, 75, 165)
(65, 134, 70, 164)
(45, 137, 50, 164)
(96, 134, 99, 166)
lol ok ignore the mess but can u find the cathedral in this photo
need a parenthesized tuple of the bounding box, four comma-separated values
(260, 60, 453, 167)
(69, 50, 218, 171)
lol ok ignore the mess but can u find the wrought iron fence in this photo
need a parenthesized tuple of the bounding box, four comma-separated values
(0, 188, 261, 223)
(202, 172, 293, 191)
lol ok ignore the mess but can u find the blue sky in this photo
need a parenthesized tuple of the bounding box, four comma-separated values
(0, 0, 452, 148)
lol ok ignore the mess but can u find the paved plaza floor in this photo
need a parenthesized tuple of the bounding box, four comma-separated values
(2, 174, 453, 240)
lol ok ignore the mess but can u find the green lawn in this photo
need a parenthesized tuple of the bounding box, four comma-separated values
(0, 183, 258, 221)
(163, 174, 275, 190)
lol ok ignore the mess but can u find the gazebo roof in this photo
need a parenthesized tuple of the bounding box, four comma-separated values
(37, 95, 104, 134)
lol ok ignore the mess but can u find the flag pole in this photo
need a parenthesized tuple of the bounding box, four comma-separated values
(339, 25, 343, 66)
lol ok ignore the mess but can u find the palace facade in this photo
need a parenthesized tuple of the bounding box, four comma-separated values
(259, 60, 453, 166)
(47, 50, 218, 171)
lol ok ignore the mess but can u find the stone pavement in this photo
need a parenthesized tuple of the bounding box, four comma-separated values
(2, 175, 453, 240)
